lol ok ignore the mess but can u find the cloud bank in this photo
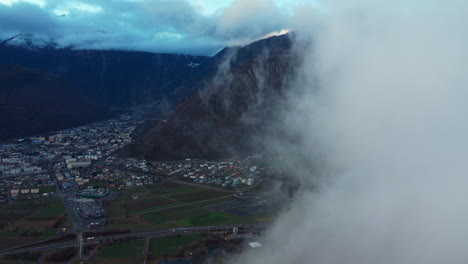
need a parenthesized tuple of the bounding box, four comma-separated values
(0, 0, 300, 55)
(228, 0, 468, 263)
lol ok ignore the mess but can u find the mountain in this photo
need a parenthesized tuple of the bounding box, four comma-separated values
(121, 34, 303, 160)
(0, 34, 209, 107)
(0, 34, 211, 140)
(0, 65, 106, 141)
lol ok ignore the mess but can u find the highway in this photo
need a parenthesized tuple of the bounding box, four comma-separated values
(78, 232, 84, 258)
(0, 241, 77, 256)
(0, 224, 265, 257)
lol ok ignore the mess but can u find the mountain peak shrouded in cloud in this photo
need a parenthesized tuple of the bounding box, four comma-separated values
(0, 0, 305, 55)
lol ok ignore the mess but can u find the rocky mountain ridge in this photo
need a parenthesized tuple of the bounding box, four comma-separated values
(122, 33, 304, 160)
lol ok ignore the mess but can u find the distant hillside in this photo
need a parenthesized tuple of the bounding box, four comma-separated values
(121, 34, 304, 160)
(0, 34, 209, 107)
(0, 65, 106, 141)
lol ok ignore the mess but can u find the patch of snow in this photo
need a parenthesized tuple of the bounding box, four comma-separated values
(187, 62, 201, 68)
(1, 34, 58, 49)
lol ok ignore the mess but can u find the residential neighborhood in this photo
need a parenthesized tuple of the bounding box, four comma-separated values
(0, 111, 271, 232)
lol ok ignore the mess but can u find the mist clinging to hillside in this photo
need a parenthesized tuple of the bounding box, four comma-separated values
(230, 1, 468, 263)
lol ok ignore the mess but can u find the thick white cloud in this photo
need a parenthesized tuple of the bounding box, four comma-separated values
(216, 0, 288, 38)
(227, 0, 468, 264)
(0, 0, 45, 7)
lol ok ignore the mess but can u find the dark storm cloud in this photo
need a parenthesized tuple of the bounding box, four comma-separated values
(0, 0, 294, 55)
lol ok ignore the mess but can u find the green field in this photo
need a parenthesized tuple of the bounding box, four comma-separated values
(181, 212, 232, 226)
(0, 228, 23, 238)
(105, 181, 275, 231)
(100, 240, 146, 258)
(0, 199, 52, 211)
(0, 198, 68, 248)
(89, 240, 146, 264)
(147, 182, 202, 195)
(104, 185, 174, 218)
(0, 198, 67, 223)
(1, 251, 42, 263)
(37, 201, 67, 217)
(192, 196, 233, 207)
(107, 202, 272, 231)
(149, 234, 206, 257)
(105, 182, 228, 219)
(39, 186, 57, 193)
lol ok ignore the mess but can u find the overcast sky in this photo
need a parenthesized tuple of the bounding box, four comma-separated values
(0, 0, 314, 55)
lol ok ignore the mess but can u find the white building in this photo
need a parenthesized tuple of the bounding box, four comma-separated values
(67, 161, 91, 169)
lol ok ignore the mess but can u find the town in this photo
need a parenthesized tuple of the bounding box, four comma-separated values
(0, 104, 287, 263)
(0, 108, 275, 231)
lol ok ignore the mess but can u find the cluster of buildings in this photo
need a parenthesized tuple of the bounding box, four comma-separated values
(65, 195, 106, 229)
(107, 157, 189, 175)
(181, 160, 264, 188)
(107, 157, 267, 190)
(0, 145, 46, 176)
(57, 164, 160, 191)
(74, 198, 105, 219)
(0, 117, 134, 177)
(0, 115, 138, 201)
(0, 173, 56, 200)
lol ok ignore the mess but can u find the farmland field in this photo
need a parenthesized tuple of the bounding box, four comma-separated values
(149, 234, 206, 257)
(106, 181, 276, 231)
(88, 239, 146, 264)
(37, 201, 67, 217)
(167, 190, 227, 203)
(105, 182, 228, 219)
(0, 198, 68, 248)
(180, 212, 231, 226)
